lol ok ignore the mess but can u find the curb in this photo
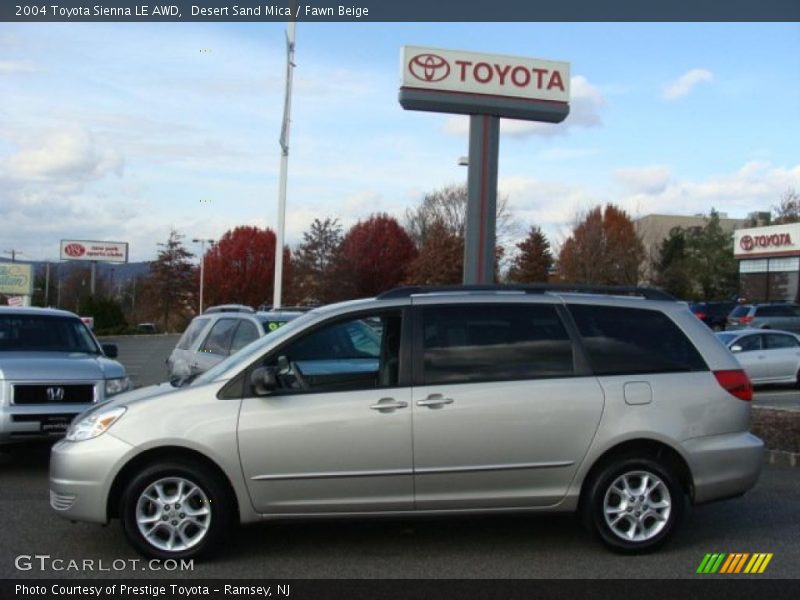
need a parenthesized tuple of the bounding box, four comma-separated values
(765, 450, 799, 468)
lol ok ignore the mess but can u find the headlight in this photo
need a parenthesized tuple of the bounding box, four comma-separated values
(66, 406, 127, 442)
(105, 377, 132, 397)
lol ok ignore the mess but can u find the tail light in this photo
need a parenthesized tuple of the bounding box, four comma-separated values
(714, 369, 753, 402)
(694, 312, 707, 320)
(738, 316, 753, 324)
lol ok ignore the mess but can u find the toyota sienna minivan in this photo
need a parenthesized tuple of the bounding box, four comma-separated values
(50, 285, 764, 559)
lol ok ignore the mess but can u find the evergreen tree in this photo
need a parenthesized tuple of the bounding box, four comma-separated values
(507, 226, 553, 283)
(149, 229, 195, 331)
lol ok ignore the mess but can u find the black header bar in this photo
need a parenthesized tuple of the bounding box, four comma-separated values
(2, 0, 799, 22)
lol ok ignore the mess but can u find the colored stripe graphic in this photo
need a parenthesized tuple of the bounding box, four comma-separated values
(719, 554, 736, 574)
(697, 554, 713, 574)
(734, 553, 750, 573)
(697, 552, 772, 574)
(758, 554, 773, 573)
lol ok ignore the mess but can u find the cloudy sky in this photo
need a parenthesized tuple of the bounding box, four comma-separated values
(1, 22, 798, 262)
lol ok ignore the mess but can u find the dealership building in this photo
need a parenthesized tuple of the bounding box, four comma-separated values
(734, 223, 800, 303)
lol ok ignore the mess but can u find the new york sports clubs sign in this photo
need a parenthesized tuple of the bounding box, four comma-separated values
(400, 46, 570, 104)
(60, 240, 129, 263)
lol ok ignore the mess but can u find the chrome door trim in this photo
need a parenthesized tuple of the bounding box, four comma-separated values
(415, 460, 574, 475)
(251, 460, 574, 482)
(251, 468, 413, 481)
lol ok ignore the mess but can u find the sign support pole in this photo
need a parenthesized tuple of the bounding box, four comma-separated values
(463, 114, 500, 285)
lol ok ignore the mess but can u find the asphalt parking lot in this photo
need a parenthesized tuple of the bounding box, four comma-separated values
(0, 445, 798, 579)
(99, 334, 180, 388)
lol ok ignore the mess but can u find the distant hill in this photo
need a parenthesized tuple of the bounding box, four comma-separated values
(5, 260, 152, 284)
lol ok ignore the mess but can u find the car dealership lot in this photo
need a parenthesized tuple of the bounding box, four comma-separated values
(0, 446, 798, 579)
(98, 334, 180, 388)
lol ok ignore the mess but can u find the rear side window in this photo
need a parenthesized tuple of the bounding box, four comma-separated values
(730, 305, 751, 318)
(755, 304, 799, 317)
(568, 305, 707, 376)
(421, 304, 574, 385)
(175, 317, 210, 350)
(765, 333, 799, 349)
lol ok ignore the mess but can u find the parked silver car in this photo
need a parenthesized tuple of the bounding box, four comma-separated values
(50, 286, 763, 559)
(0, 307, 131, 447)
(717, 329, 800, 386)
(166, 305, 303, 385)
(727, 303, 800, 333)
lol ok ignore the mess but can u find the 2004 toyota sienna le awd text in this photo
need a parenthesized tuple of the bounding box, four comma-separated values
(49, 286, 764, 559)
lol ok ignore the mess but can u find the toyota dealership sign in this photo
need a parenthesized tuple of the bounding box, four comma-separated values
(59, 240, 129, 263)
(734, 224, 800, 258)
(401, 46, 570, 105)
(398, 45, 570, 285)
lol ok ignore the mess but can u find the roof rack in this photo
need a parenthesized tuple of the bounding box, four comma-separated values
(204, 304, 255, 314)
(377, 284, 676, 301)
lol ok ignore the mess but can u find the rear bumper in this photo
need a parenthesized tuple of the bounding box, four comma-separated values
(684, 431, 764, 504)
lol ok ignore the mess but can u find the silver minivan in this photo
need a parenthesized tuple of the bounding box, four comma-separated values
(50, 286, 764, 559)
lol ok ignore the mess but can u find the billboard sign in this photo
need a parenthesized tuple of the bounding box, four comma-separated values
(0, 262, 34, 296)
(401, 46, 570, 104)
(60, 240, 128, 263)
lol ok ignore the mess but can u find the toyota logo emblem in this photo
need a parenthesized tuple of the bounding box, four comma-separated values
(46, 387, 65, 402)
(408, 53, 450, 82)
(739, 235, 755, 251)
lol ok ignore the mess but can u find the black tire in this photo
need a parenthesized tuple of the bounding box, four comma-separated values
(120, 460, 233, 560)
(582, 456, 685, 553)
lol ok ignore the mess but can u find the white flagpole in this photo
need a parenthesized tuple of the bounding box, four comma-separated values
(272, 18, 296, 309)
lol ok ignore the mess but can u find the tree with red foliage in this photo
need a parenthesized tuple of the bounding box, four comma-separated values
(202, 226, 291, 309)
(334, 214, 417, 298)
(557, 204, 644, 285)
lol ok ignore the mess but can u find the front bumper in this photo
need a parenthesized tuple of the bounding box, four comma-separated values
(0, 403, 94, 445)
(49, 433, 136, 524)
(684, 431, 765, 504)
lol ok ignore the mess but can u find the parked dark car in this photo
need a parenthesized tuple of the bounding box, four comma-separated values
(689, 301, 737, 331)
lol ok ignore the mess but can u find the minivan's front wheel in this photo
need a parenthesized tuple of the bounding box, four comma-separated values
(120, 460, 232, 560)
(583, 457, 684, 553)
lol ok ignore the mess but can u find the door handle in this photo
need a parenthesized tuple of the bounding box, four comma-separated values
(417, 394, 454, 409)
(369, 398, 409, 412)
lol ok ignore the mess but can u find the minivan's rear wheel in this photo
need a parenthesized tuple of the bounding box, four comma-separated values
(120, 460, 232, 560)
(583, 457, 684, 553)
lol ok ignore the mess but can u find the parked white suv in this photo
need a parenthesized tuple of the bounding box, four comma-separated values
(51, 285, 763, 559)
(166, 305, 304, 385)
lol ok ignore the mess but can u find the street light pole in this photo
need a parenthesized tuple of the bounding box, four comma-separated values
(192, 238, 214, 314)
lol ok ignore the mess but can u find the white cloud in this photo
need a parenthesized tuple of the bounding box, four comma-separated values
(615, 165, 673, 195)
(0, 59, 36, 73)
(442, 75, 605, 139)
(495, 161, 800, 251)
(662, 68, 714, 101)
(3, 126, 123, 183)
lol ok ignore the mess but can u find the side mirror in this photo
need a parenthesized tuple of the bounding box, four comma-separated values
(102, 343, 118, 358)
(250, 366, 278, 396)
(730, 345, 743, 353)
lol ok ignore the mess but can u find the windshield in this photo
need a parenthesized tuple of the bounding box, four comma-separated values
(0, 314, 100, 354)
(716, 333, 738, 345)
(191, 310, 319, 386)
